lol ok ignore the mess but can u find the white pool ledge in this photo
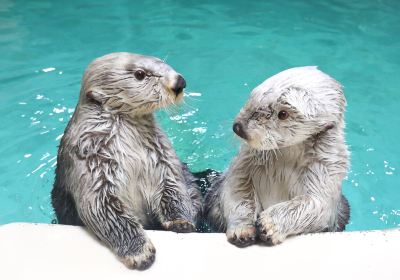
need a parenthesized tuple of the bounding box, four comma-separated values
(0, 223, 398, 280)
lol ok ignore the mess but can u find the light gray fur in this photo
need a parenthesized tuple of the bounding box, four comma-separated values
(205, 66, 350, 246)
(52, 53, 201, 269)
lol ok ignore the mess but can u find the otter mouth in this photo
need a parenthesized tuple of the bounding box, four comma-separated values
(246, 139, 265, 150)
(174, 90, 184, 101)
(242, 131, 280, 151)
(163, 87, 183, 103)
(250, 139, 281, 151)
(156, 87, 184, 109)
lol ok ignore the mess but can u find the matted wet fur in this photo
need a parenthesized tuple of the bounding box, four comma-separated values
(51, 52, 201, 270)
(205, 66, 350, 247)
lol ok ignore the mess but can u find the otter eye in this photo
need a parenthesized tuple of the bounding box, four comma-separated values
(134, 69, 146, 81)
(250, 112, 260, 119)
(278, 110, 289, 120)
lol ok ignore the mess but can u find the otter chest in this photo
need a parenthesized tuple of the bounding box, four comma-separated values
(252, 148, 306, 211)
(116, 122, 169, 224)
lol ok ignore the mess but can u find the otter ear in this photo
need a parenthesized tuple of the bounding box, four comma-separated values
(86, 89, 104, 104)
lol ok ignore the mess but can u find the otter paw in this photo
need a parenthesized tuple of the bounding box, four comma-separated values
(226, 225, 257, 247)
(162, 220, 196, 233)
(119, 240, 156, 270)
(256, 214, 286, 245)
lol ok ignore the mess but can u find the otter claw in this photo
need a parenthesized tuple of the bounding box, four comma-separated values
(226, 225, 257, 247)
(119, 240, 156, 270)
(257, 214, 287, 245)
(163, 220, 196, 233)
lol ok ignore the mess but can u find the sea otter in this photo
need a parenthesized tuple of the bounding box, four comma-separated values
(205, 66, 350, 247)
(51, 52, 202, 269)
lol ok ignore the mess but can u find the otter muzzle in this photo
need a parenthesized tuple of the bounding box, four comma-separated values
(171, 74, 186, 96)
(233, 122, 248, 140)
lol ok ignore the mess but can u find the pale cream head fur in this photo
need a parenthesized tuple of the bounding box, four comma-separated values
(235, 66, 346, 150)
(79, 52, 185, 115)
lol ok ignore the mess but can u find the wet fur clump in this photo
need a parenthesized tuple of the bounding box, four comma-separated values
(205, 66, 350, 247)
(51, 52, 201, 270)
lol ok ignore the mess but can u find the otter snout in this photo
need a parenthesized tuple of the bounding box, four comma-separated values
(171, 74, 186, 96)
(233, 122, 248, 140)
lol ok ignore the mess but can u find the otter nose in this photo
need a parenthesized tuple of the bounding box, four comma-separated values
(233, 122, 247, 140)
(172, 75, 186, 95)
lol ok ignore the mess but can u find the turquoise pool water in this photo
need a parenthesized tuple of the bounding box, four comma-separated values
(0, 0, 399, 230)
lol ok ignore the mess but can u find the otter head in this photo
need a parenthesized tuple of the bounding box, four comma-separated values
(80, 52, 186, 115)
(233, 66, 346, 150)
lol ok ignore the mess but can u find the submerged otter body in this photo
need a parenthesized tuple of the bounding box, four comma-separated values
(205, 66, 350, 247)
(51, 52, 201, 269)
